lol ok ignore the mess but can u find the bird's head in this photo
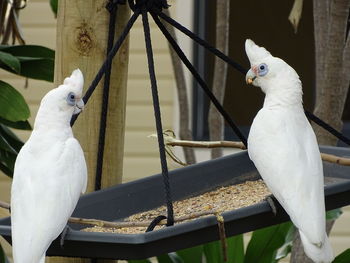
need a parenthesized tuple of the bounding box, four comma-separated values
(34, 69, 85, 130)
(245, 39, 301, 97)
(41, 69, 84, 116)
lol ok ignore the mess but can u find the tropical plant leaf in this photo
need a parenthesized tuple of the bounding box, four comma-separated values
(0, 51, 20, 73)
(157, 253, 184, 263)
(128, 260, 152, 263)
(0, 80, 30, 122)
(203, 240, 222, 263)
(19, 58, 54, 82)
(0, 117, 31, 130)
(176, 245, 203, 263)
(326, 208, 343, 221)
(0, 243, 6, 263)
(275, 225, 296, 262)
(0, 45, 54, 59)
(50, 0, 58, 16)
(0, 45, 54, 81)
(227, 235, 244, 263)
(0, 162, 13, 177)
(0, 149, 16, 177)
(244, 222, 293, 263)
(0, 134, 17, 154)
(0, 124, 24, 152)
(333, 249, 350, 263)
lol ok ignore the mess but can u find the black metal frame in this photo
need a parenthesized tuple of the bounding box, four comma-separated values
(1, 146, 350, 260)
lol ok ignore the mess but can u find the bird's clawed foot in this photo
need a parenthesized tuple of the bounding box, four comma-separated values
(60, 225, 71, 248)
(265, 194, 278, 215)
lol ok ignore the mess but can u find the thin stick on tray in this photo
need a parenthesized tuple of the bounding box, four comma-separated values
(69, 209, 218, 229)
(0, 199, 218, 229)
(0, 200, 10, 210)
(167, 139, 247, 150)
(162, 136, 350, 166)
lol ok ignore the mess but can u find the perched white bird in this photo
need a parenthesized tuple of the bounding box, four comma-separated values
(245, 39, 333, 263)
(11, 69, 87, 263)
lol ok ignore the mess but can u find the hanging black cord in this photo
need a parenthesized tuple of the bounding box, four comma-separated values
(155, 10, 350, 147)
(157, 11, 248, 75)
(142, 9, 174, 227)
(305, 111, 350, 145)
(70, 10, 140, 126)
(94, 0, 122, 191)
(151, 12, 248, 147)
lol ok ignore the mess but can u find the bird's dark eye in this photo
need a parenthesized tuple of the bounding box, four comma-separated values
(258, 63, 268, 76)
(66, 92, 76, 106)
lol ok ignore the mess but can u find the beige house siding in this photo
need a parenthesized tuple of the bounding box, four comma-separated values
(0, 0, 349, 260)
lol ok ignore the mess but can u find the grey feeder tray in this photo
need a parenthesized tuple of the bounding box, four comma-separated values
(1, 145, 350, 260)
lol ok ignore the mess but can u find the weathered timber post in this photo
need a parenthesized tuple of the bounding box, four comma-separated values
(48, 0, 130, 262)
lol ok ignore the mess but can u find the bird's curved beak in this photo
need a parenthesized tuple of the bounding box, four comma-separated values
(246, 69, 256, 85)
(76, 99, 84, 112)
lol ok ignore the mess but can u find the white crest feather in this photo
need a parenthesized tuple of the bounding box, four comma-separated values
(63, 68, 84, 95)
(245, 39, 271, 66)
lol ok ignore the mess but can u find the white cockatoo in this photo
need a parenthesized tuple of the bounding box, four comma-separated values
(245, 39, 333, 263)
(11, 69, 87, 263)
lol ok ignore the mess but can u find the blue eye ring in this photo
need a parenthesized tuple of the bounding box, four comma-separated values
(258, 63, 268, 76)
(66, 92, 76, 106)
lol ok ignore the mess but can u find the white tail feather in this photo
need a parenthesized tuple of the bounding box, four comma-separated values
(299, 230, 334, 263)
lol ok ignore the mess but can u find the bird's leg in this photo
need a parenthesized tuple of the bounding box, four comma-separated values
(265, 194, 278, 215)
(60, 225, 71, 248)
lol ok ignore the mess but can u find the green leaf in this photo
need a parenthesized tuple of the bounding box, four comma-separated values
(275, 226, 296, 262)
(0, 80, 30, 122)
(128, 260, 152, 263)
(0, 162, 13, 177)
(0, 149, 16, 177)
(157, 253, 183, 263)
(0, 124, 24, 152)
(0, 117, 31, 130)
(0, 243, 6, 263)
(0, 134, 17, 154)
(0, 45, 55, 59)
(227, 235, 244, 263)
(0, 45, 54, 82)
(326, 208, 343, 221)
(19, 58, 54, 82)
(203, 240, 222, 263)
(244, 222, 293, 263)
(176, 245, 203, 263)
(0, 51, 20, 73)
(333, 249, 350, 263)
(50, 0, 58, 16)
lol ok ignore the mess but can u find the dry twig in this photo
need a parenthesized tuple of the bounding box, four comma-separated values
(0, 198, 217, 229)
(0, 200, 10, 210)
(162, 136, 350, 166)
(69, 209, 217, 229)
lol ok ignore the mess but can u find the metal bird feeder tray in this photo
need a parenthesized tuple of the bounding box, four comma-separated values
(1, 145, 350, 260)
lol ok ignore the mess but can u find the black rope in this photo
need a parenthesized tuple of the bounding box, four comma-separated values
(94, 0, 123, 191)
(146, 215, 167, 232)
(305, 110, 350, 145)
(157, 11, 248, 75)
(151, 12, 248, 147)
(65, 0, 350, 236)
(70, 10, 140, 126)
(142, 8, 174, 227)
(155, 10, 350, 147)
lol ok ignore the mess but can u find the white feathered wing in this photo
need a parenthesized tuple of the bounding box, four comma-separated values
(245, 39, 333, 263)
(11, 69, 87, 263)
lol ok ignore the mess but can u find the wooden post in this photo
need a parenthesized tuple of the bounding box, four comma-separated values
(48, 0, 130, 262)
